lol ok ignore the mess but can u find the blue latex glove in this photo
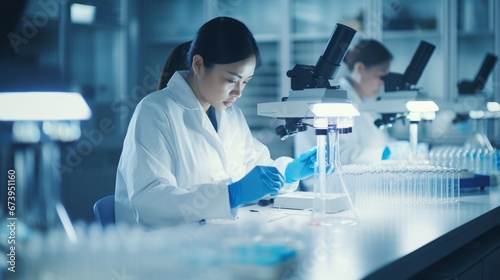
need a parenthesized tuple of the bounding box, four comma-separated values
(228, 166, 284, 208)
(383, 141, 412, 161)
(381, 146, 391, 160)
(285, 147, 317, 184)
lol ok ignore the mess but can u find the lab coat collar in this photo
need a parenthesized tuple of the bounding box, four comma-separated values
(166, 71, 203, 111)
(165, 71, 217, 133)
(166, 71, 227, 164)
(166, 71, 235, 117)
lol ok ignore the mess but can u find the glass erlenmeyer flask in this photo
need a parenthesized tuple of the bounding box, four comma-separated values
(310, 120, 358, 226)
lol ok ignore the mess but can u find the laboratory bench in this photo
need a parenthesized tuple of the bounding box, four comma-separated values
(237, 186, 500, 279)
(8, 185, 500, 280)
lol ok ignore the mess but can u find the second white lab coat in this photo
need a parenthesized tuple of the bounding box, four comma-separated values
(115, 71, 296, 229)
(338, 77, 393, 164)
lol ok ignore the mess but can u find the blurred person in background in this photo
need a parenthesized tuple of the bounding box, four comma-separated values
(294, 39, 410, 190)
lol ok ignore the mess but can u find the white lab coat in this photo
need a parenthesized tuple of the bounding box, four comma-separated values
(294, 77, 392, 166)
(115, 71, 296, 228)
(338, 77, 393, 164)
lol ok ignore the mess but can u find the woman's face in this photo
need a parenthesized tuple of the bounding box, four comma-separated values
(190, 55, 256, 111)
(357, 61, 390, 99)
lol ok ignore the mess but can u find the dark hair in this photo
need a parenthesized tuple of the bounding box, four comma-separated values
(188, 16, 260, 69)
(343, 39, 393, 71)
(157, 17, 261, 90)
(157, 41, 191, 90)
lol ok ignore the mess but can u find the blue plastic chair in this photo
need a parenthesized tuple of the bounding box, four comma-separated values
(93, 195, 115, 226)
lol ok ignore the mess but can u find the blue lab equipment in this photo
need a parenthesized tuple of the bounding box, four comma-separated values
(284, 147, 317, 183)
(382, 146, 391, 160)
(228, 166, 284, 208)
(381, 141, 413, 161)
(93, 195, 115, 226)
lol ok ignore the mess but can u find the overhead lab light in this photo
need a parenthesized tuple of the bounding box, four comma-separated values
(70, 3, 96, 24)
(486, 101, 500, 112)
(309, 103, 360, 117)
(469, 110, 485, 119)
(0, 92, 91, 121)
(406, 100, 439, 113)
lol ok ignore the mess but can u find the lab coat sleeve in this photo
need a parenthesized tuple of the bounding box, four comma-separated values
(115, 100, 233, 228)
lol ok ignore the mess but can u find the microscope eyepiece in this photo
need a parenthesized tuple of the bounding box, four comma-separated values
(286, 23, 356, 90)
(314, 23, 356, 80)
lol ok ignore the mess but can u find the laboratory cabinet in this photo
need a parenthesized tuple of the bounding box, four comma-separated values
(10, 0, 129, 103)
(6, 0, 132, 141)
(412, 224, 500, 279)
(372, 0, 500, 146)
(483, 246, 500, 279)
(373, 0, 498, 102)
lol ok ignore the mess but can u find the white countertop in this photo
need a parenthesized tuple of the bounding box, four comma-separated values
(13, 187, 500, 280)
(236, 187, 500, 279)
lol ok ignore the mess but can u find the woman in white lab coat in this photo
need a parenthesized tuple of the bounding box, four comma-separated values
(115, 17, 316, 228)
(338, 39, 395, 164)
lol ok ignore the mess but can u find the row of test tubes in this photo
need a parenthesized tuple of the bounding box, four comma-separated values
(335, 164, 461, 209)
(429, 146, 498, 175)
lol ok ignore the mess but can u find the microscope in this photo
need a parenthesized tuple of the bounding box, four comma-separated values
(358, 40, 438, 162)
(457, 53, 498, 95)
(428, 53, 499, 188)
(258, 23, 359, 139)
(452, 53, 498, 152)
(258, 23, 359, 226)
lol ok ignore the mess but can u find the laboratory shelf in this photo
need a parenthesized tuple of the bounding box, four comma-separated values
(253, 34, 280, 43)
(382, 30, 441, 39)
(457, 31, 495, 38)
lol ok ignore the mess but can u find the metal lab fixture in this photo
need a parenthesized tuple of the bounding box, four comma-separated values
(0, 92, 91, 242)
